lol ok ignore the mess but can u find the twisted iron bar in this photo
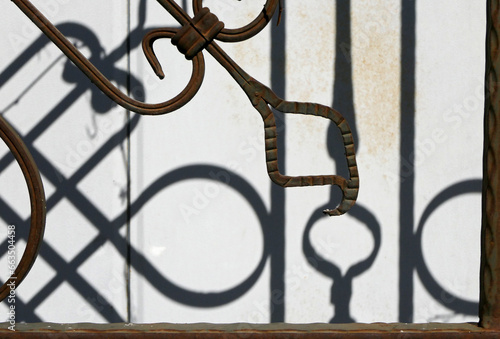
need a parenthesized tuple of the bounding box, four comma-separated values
(0, 0, 359, 302)
(481, 0, 500, 329)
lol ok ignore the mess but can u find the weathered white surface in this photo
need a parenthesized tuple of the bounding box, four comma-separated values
(0, 0, 486, 324)
(413, 0, 484, 323)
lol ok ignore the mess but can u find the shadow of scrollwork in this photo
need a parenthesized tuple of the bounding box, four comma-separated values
(302, 0, 382, 323)
(128, 165, 271, 307)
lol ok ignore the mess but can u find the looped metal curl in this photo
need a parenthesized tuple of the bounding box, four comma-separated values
(142, 28, 206, 84)
(192, 0, 280, 42)
(244, 79, 359, 216)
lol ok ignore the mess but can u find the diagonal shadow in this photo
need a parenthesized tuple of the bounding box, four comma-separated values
(0, 0, 280, 323)
(0, 17, 148, 322)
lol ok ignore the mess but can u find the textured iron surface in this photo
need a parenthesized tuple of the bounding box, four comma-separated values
(481, 0, 500, 329)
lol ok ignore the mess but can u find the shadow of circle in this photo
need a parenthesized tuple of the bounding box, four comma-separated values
(415, 179, 481, 315)
(129, 164, 270, 307)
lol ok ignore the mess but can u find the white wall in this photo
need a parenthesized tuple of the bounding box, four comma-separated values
(0, 0, 485, 324)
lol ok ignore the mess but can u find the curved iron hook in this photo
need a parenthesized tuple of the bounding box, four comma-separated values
(192, 0, 280, 42)
(142, 27, 206, 82)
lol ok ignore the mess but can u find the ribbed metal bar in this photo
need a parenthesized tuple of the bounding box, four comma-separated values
(481, 0, 500, 329)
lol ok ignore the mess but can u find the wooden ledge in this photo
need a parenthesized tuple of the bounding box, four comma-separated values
(0, 322, 498, 338)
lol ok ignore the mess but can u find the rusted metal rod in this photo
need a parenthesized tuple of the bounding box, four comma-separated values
(481, 0, 500, 329)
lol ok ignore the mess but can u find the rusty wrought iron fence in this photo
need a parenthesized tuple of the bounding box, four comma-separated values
(0, 0, 497, 337)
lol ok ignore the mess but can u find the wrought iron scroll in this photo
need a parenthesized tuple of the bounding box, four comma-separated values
(1, 0, 359, 302)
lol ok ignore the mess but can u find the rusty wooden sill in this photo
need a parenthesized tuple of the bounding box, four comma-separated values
(0, 323, 499, 338)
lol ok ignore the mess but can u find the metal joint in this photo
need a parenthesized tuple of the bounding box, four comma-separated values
(172, 8, 224, 60)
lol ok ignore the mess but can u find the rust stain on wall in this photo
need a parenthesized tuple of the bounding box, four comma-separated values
(351, 0, 401, 160)
(284, 0, 335, 137)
